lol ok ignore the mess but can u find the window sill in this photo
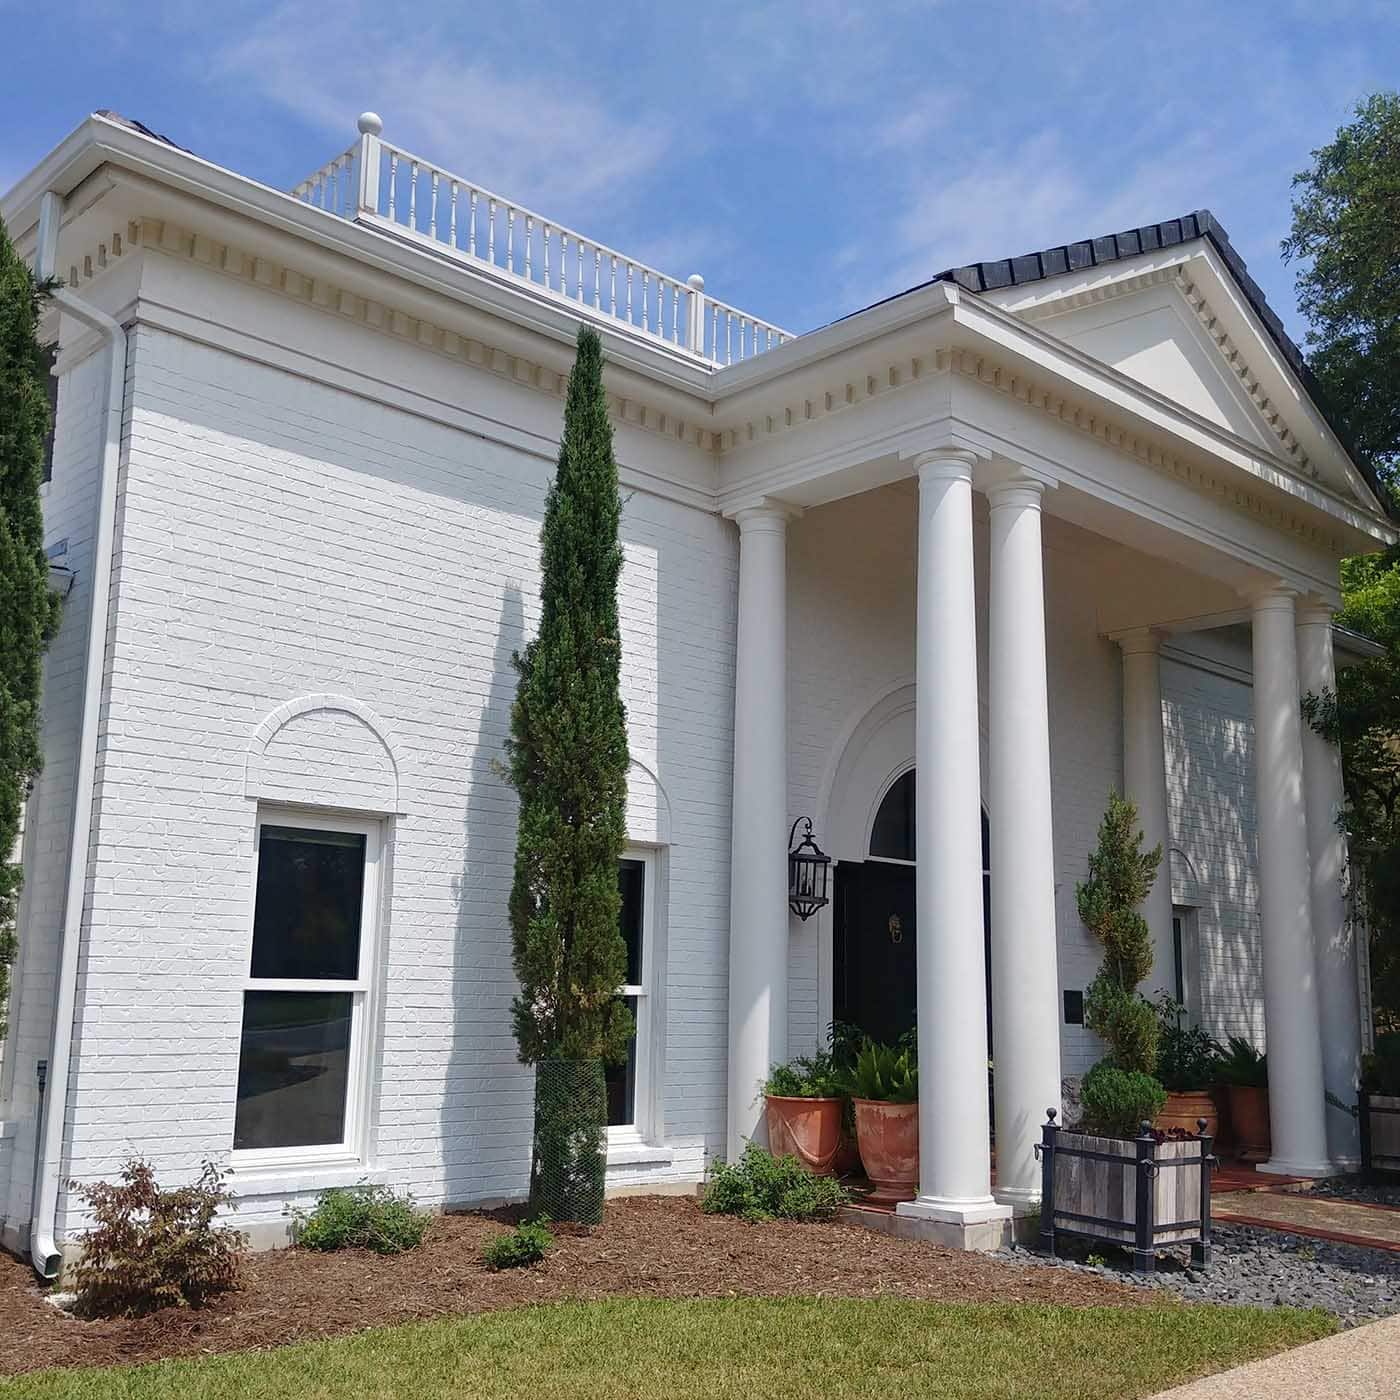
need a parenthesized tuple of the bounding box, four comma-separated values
(0, 1120, 16, 1142)
(230, 1160, 384, 1198)
(606, 1138, 674, 1169)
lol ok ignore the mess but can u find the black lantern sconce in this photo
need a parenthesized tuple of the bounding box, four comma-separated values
(788, 816, 831, 921)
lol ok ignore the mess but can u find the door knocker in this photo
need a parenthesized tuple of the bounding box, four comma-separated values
(888, 914, 903, 945)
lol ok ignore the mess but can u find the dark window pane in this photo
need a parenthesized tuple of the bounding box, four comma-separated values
(605, 995, 638, 1127)
(234, 991, 351, 1150)
(618, 859, 645, 986)
(250, 826, 366, 980)
(870, 771, 915, 861)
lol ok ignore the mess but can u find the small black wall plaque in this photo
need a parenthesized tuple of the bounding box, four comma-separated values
(1063, 989, 1084, 1025)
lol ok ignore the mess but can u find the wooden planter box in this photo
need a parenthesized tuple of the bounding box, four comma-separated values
(1360, 1091, 1400, 1181)
(1036, 1111, 1215, 1272)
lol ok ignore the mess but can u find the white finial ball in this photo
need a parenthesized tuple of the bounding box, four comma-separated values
(357, 112, 384, 136)
(687, 273, 705, 290)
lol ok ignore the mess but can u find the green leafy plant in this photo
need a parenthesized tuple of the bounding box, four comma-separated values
(505, 324, 632, 1223)
(850, 1041, 918, 1103)
(1078, 1063, 1168, 1140)
(482, 1216, 555, 1270)
(292, 1184, 429, 1255)
(1075, 793, 1168, 1135)
(763, 1050, 847, 1099)
(1215, 1036, 1268, 1089)
(0, 216, 64, 1041)
(68, 1158, 245, 1317)
(1153, 994, 1222, 1091)
(701, 1144, 851, 1222)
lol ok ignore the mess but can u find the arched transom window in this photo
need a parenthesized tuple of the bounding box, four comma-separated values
(868, 769, 990, 873)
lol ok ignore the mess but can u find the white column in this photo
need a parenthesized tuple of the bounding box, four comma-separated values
(986, 475, 1062, 1206)
(1297, 602, 1362, 1166)
(897, 450, 1008, 1229)
(1253, 588, 1332, 1176)
(726, 504, 792, 1159)
(1118, 630, 1176, 999)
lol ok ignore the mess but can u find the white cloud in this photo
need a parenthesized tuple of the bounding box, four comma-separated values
(216, 1, 673, 213)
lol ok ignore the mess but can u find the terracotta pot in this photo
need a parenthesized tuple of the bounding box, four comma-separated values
(852, 1098, 919, 1203)
(1157, 1088, 1219, 1140)
(1227, 1084, 1271, 1162)
(765, 1095, 844, 1175)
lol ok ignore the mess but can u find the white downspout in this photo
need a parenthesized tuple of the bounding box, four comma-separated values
(28, 189, 128, 1278)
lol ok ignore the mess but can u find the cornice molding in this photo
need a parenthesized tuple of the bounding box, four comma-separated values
(111, 214, 725, 455)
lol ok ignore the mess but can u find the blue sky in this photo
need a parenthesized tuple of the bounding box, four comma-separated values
(4, 0, 1398, 346)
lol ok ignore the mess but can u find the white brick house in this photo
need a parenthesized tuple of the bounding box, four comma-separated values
(1, 111, 1394, 1271)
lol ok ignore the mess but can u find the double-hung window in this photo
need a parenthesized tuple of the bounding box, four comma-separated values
(233, 814, 380, 1164)
(606, 850, 655, 1139)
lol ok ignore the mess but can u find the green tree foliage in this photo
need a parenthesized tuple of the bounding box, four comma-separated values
(1303, 546, 1400, 1019)
(1077, 792, 1163, 1082)
(0, 216, 62, 1041)
(1283, 92, 1400, 493)
(505, 325, 631, 1221)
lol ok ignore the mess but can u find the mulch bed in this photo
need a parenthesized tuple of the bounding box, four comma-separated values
(3, 1195, 1160, 1377)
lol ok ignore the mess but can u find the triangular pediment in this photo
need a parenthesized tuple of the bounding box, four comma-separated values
(1032, 280, 1276, 449)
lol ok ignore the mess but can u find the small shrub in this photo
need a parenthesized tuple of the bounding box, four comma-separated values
(1079, 1062, 1167, 1139)
(1153, 994, 1222, 1091)
(69, 1158, 244, 1317)
(293, 1184, 429, 1255)
(702, 1143, 851, 1222)
(482, 1216, 555, 1269)
(850, 1041, 918, 1103)
(1216, 1035, 1268, 1088)
(763, 1050, 847, 1099)
(1362, 1031, 1400, 1094)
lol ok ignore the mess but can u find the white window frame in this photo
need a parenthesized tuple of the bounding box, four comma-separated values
(609, 846, 658, 1148)
(232, 810, 382, 1173)
(1171, 904, 1202, 1026)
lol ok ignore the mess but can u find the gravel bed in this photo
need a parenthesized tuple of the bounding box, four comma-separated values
(999, 1223, 1400, 1328)
(1308, 1175, 1400, 1208)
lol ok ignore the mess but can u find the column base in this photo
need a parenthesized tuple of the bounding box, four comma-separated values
(993, 1185, 1042, 1209)
(893, 1195, 1015, 1252)
(1259, 1157, 1337, 1179)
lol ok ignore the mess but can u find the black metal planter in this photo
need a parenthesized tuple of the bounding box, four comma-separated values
(1036, 1110, 1216, 1272)
(1359, 1090, 1400, 1182)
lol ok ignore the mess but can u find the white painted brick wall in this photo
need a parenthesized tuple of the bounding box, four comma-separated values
(0, 329, 117, 1248)
(1162, 639, 1265, 1046)
(49, 308, 733, 1237)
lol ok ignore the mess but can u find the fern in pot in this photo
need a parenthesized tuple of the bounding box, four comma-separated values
(1216, 1035, 1269, 1162)
(849, 1040, 919, 1203)
(1154, 993, 1223, 1139)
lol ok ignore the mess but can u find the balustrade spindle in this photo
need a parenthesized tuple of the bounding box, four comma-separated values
(627, 263, 633, 322)
(671, 284, 679, 341)
(524, 215, 533, 279)
(430, 171, 439, 238)
(543, 224, 551, 287)
(595, 250, 602, 309)
(642, 270, 650, 331)
(469, 190, 478, 256)
(507, 208, 515, 272)
(449, 181, 458, 247)
(488, 198, 496, 261)
(388, 152, 398, 220)
(610, 257, 617, 315)
(577, 240, 584, 304)
(408, 161, 418, 227)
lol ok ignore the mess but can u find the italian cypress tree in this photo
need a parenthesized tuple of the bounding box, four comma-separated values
(506, 324, 631, 1222)
(0, 217, 61, 1041)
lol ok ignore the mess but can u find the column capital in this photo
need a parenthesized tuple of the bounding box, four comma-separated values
(1250, 585, 1300, 616)
(1296, 598, 1338, 629)
(913, 446, 979, 483)
(727, 497, 802, 534)
(1114, 626, 1164, 657)
(980, 459, 1059, 504)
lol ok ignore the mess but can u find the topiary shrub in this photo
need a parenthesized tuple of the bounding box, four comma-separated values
(482, 1216, 555, 1270)
(1076, 792, 1168, 1135)
(69, 1158, 245, 1317)
(1078, 1063, 1168, 1139)
(702, 1144, 852, 1222)
(293, 1184, 429, 1255)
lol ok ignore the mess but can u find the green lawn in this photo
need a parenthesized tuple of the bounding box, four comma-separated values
(8, 1298, 1333, 1400)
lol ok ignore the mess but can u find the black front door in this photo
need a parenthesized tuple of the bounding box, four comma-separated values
(833, 860, 917, 1046)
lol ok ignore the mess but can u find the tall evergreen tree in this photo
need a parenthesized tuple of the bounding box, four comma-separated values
(506, 324, 631, 1219)
(0, 216, 61, 1041)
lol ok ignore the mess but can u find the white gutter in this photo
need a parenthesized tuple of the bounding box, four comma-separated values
(28, 189, 128, 1279)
